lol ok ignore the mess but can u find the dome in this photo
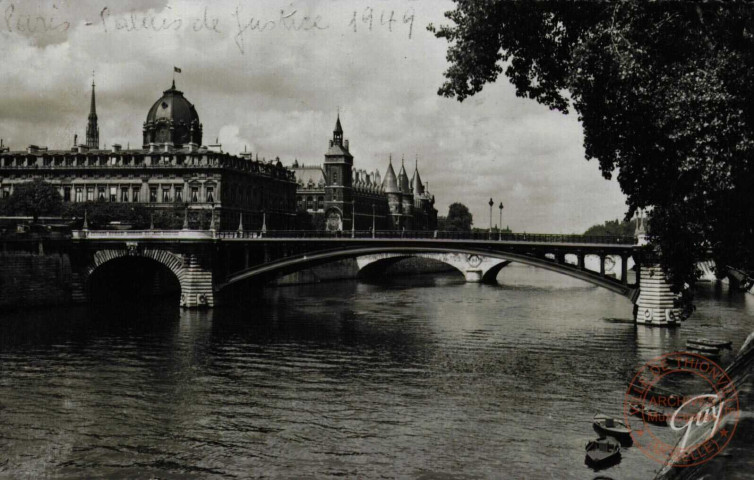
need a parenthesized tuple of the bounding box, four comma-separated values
(143, 81, 202, 148)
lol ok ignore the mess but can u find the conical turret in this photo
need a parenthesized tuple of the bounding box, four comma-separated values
(411, 156, 424, 195)
(397, 157, 411, 193)
(382, 157, 399, 193)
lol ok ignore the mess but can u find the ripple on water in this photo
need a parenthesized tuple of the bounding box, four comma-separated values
(0, 267, 752, 479)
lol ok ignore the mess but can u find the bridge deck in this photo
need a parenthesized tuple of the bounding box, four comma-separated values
(72, 230, 638, 250)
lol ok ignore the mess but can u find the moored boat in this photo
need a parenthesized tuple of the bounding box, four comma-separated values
(585, 437, 621, 468)
(681, 348, 721, 361)
(686, 338, 732, 350)
(593, 414, 632, 444)
(685, 342, 721, 354)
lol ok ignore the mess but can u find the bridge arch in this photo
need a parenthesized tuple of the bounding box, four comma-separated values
(83, 248, 186, 304)
(218, 246, 636, 298)
(355, 252, 511, 284)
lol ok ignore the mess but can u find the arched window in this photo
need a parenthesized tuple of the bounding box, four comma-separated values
(307, 196, 313, 210)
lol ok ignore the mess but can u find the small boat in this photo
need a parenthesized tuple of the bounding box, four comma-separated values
(687, 338, 732, 350)
(685, 342, 721, 354)
(682, 348, 721, 361)
(628, 403, 668, 425)
(585, 437, 621, 468)
(593, 414, 632, 444)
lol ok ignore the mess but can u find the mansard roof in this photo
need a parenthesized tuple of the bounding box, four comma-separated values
(292, 165, 326, 189)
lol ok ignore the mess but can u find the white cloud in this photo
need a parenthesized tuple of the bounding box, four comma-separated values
(0, 0, 628, 233)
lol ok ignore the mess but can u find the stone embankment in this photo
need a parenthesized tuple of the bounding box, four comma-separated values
(0, 251, 73, 309)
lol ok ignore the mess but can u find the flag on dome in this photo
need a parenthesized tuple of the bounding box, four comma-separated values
(174, 66, 182, 73)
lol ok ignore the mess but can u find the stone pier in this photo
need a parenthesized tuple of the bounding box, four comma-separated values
(635, 264, 682, 326)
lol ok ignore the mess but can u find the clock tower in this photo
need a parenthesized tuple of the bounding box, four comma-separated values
(323, 114, 354, 231)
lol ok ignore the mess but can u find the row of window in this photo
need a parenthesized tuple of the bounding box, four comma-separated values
(1, 156, 221, 168)
(57, 185, 214, 204)
(297, 196, 325, 210)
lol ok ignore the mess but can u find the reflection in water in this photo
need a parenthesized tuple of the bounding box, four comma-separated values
(0, 264, 752, 479)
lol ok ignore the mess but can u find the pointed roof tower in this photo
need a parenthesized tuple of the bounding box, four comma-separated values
(325, 112, 352, 160)
(397, 156, 411, 193)
(85, 73, 99, 149)
(411, 155, 424, 195)
(382, 156, 399, 193)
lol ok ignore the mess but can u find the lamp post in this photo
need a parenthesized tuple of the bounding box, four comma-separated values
(351, 200, 356, 238)
(498, 202, 504, 241)
(488, 197, 494, 239)
(372, 203, 376, 238)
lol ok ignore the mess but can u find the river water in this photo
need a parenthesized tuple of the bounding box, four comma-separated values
(1, 264, 753, 479)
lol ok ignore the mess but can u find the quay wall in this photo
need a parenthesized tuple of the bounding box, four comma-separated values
(0, 251, 73, 309)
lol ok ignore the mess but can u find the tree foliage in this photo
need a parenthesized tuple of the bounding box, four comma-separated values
(430, 2, 754, 289)
(3, 179, 63, 221)
(584, 218, 637, 237)
(62, 202, 152, 229)
(445, 202, 473, 232)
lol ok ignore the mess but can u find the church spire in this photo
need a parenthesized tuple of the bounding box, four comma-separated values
(86, 73, 99, 149)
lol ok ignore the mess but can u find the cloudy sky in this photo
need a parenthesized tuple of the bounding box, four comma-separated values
(0, 0, 629, 233)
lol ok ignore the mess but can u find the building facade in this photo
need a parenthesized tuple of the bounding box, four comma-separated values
(0, 81, 297, 230)
(291, 116, 437, 232)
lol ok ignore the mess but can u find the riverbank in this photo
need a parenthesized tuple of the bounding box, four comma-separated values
(655, 331, 754, 479)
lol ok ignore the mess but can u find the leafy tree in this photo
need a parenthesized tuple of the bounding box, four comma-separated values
(61, 202, 152, 229)
(445, 202, 473, 232)
(295, 209, 325, 231)
(430, 3, 754, 294)
(4, 179, 62, 221)
(584, 218, 637, 237)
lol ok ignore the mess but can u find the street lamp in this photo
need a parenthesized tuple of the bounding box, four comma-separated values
(488, 197, 494, 239)
(372, 203, 376, 238)
(498, 202, 504, 241)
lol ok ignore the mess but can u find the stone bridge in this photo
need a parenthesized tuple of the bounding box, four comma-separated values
(56, 229, 687, 327)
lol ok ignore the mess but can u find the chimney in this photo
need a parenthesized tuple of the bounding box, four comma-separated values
(112, 144, 122, 152)
(344, 139, 349, 151)
(27, 145, 39, 153)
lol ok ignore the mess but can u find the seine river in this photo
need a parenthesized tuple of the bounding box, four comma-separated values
(1, 264, 753, 479)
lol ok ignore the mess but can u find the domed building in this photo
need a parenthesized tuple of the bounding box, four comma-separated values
(0, 79, 298, 231)
(142, 81, 203, 149)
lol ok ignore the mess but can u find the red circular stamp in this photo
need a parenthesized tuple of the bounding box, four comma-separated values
(624, 352, 740, 467)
